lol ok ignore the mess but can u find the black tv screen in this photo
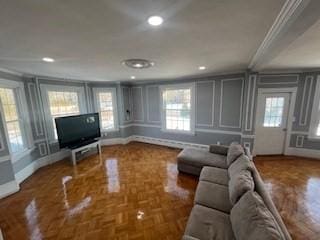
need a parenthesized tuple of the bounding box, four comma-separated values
(55, 113, 101, 149)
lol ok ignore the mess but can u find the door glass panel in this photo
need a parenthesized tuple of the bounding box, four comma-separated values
(263, 97, 285, 127)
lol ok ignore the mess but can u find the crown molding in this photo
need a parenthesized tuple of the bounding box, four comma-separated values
(249, 0, 307, 70)
(0, 67, 23, 77)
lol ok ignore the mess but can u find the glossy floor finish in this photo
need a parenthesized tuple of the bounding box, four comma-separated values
(0, 143, 198, 240)
(255, 155, 320, 240)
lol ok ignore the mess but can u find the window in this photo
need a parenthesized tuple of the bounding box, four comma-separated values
(0, 79, 33, 159)
(160, 83, 195, 134)
(263, 97, 285, 127)
(41, 85, 86, 141)
(93, 88, 118, 131)
(309, 78, 320, 139)
(0, 88, 25, 152)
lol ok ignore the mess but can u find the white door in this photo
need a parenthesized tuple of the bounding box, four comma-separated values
(254, 92, 291, 155)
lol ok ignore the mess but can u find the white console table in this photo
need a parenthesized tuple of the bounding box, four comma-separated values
(70, 140, 101, 165)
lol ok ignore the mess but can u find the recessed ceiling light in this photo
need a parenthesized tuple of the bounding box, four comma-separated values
(199, 66, 206, 70)
(42, 57, 55, 62)
(131, 76, 136, 79)
(122, 59, 154, 69)
(148, 16, 163, 26)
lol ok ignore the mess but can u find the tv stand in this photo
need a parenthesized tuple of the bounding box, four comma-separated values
(70, 140, 101, 165)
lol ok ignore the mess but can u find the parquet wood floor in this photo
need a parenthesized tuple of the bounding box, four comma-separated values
(0, 143, 198, 240)
(255, 155, 320, 240)
(1, 144, 319, 240)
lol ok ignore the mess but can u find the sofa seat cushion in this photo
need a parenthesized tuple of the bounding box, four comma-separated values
(195, 181, 232, 213)
(178, 148, 228, 169)
(185, 204, 235, 240)
(230, 191, 286, 240)
(200, 167, 229, 186)
(226, 143, 244, 166)
(229, 170, 254, 205)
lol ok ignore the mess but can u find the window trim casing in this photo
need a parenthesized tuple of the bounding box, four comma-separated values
(160, 82, 196, 135)
(309, 76, 320, 140)
(40, 84, 87, 143)
(0, 78, 34, 162)
(93, 87, 119, 133)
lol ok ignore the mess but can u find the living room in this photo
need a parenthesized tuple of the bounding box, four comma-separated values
(0, 1, 320, 239)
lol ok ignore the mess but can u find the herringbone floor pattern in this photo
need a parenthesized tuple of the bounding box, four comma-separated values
(0, 143, 197, 240)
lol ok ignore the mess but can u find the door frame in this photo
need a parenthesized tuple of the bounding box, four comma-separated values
(253, 87, 297, 156)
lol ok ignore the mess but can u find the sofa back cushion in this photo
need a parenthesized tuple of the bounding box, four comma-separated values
(227, 143, 244, 166)
(230, 191, 285, 240)
(228, 154, 253, 178)
(229, 170, 254, 205)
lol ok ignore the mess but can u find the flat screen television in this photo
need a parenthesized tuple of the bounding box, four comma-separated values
(55, 113, 101, 149)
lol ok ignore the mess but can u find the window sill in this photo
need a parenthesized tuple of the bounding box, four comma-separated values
(161, 128, 195, 136)
(11, 147, 35, 163)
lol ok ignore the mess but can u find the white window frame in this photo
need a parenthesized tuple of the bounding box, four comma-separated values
(40, 84, 87, 143)
(309, 76, 320, 140)
(160, 83, 196, 135)
(93, 88, 119, 132)
(0, 79, 34, 162)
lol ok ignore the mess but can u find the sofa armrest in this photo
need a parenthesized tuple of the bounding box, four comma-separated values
(209, 144, 229, 155)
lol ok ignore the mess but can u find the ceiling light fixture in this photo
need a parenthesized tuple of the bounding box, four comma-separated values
(42, 57, 55, 63)
(131, 76, 136, 79)
(122, 59, 154, 69)
(199, 66, 206, 70)
(148, 16, 163, 26)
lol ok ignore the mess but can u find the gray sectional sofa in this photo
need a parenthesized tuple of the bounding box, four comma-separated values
(177, 143, 291, 240)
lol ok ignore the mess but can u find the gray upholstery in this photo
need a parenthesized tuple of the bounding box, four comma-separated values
(195, 181, 232, 213)
(209, 144, 229, 156)
(184, 204, 235, 240)
(177, 147, 228, 176)
(226, 143, 244, 166)
(228, 154, 253, 178)
(200, 166, 229, 186)
(251, 165, 292, 240)
(178, 162, 202, 176)
(229, 170, 255, 205)
(230, 191, 286, 240)
(182, 236, 200, 240)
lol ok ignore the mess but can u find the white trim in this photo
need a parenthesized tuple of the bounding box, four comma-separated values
(299, 76, 314, 126)
(14, 149, 69, 184)
(92, 87, 119, 132)
(308, 76, 320, 139)
(40, 83, 87, 142)
(38, 142, 48, 156)
(0, 155, 10, 163)
(258, 75, 299, 85)
(249, 0, 305, 69)
(160, 82, 196, 135)
(0, 67, 23, 77)
(245, 75, 257, 131)
(253, 87, 297, 156)
(295, 135, 304, 148)
(219, 78, 244, 128)
(0, 130, 5, 152)
(27, 82, 44, 136)
(121, 86, 132, 123)
(146, 85, 161, 123)
(131, 86, 144, 122)
(195, 128, 241, 136)
(0, 180, 20, 199)
(286, 147, 320, 160)
(196, 80, 215, 127)
(0, 78, 34, 158)
(291, 130, 309, 135)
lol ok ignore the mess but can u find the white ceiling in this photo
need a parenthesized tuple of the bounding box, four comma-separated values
(2, 0, 317, 82)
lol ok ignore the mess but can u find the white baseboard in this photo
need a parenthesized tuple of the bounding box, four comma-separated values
(0, 180, 19, 199)
(131, 135, 209, 150)
(15, 149, 70, 184)
(286, 147, 320, 160)
(100, 135, 208, 150)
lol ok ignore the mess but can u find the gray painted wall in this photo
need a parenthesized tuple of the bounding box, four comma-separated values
(1, 69, 320, 188)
